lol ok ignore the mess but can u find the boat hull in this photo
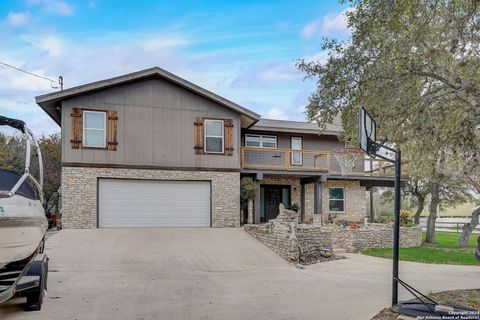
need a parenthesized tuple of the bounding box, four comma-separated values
(0, 195, 47, 267)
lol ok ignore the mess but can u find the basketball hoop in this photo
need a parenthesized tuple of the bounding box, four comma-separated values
(332, 147, 364, 176)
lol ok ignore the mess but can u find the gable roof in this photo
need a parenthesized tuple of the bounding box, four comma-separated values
(35, 67, 260, 128)
(249, 119, 341, 136)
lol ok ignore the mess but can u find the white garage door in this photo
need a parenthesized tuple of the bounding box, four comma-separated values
(98, 179, 211, 228)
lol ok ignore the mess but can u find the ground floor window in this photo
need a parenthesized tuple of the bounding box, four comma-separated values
(329, 187, 345, 212)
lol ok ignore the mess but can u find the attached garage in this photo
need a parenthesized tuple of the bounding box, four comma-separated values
(98, 179, 211, 228)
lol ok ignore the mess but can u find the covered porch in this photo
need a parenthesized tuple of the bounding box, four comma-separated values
(241, 169, 399, 225)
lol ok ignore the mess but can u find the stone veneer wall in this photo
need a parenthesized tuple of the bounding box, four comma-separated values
(244, 222, 333, 262)
(62, 166, 240, 228)
(261, 176, 367, 225)
(244, 222, 299, 261)
(321, 180, 366, 224)
(296, 225, 333, 258)
(244, 222, 422, 262)
(327, 224, 422, 251)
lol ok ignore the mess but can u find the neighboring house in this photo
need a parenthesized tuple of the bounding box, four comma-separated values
(36, 67, 402, 229)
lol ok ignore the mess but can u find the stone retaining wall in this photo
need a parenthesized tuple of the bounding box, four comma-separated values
(244, 222, 298, 261)
(327, 223, 422, 251)
(244, 222, 422, 262)
(244, 222, 333, 262)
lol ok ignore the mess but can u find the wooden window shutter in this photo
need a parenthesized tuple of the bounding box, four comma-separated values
(194, 117, 204, 154)
(70, 108, 82, 149)
(224, 119, 234, 156)
(107, 111, 118, 151)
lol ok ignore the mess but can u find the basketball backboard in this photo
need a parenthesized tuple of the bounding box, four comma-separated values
(358, 106, 376, 156)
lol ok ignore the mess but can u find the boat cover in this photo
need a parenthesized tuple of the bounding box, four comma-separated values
(0, 168, 38, 199)
(0, 116, 26, 133)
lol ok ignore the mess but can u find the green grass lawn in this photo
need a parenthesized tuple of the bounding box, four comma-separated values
(362, 232, 479, 265)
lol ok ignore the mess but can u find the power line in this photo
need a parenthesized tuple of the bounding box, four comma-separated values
(0, 60, 60, 88)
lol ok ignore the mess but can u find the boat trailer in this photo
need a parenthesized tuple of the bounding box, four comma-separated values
(0, 253, 48, 311)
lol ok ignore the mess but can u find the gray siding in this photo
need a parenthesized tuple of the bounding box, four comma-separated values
(62, 78, 241, 169)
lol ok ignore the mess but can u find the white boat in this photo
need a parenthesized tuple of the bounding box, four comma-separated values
(0, 116, 48, 268)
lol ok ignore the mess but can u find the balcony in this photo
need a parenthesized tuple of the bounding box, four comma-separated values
(240, 146, 410, 177)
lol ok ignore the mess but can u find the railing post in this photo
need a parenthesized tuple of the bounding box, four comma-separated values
(284, 150, 289, 169)
(240, 147, 244, 168)
(326, 153, 331, 172)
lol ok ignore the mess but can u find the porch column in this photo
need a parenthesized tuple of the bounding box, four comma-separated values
(369, 187, 374, 222)
(314, 177, 322, 216)
(300, 183, 305, 223)
(254, 173, 263, 224)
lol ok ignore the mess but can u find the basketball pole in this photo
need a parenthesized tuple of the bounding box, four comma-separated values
(392, 150, 401, 306)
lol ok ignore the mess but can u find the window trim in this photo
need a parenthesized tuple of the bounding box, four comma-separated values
(290, 136, 303, 165)
(204, 119, 225, 154)
(328, 187, 345, 212)
(245, 134, 277, 149)
(82, 110, 107, 148)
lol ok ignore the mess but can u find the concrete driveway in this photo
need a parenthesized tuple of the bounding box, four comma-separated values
(0, 229, 478, 320)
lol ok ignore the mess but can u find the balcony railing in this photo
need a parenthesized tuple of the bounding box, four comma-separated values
(240, 147, 410, 177)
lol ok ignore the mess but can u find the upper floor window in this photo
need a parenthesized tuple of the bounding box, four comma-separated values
(83, 110, 107, 148)
(204, 119, 224, 153)
(329, 187, 345, 212)
(245, 134, 277, 148)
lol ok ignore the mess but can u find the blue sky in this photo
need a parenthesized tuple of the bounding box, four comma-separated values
(0, 0, 350, 136)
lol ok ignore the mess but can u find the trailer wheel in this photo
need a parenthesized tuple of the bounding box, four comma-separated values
(24, 256, 48, 311)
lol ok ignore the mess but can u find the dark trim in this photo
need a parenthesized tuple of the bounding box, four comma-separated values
(241, 169, 325, 176)
(62, 162, 241, 172)
(300, 176, 321, 184)
(96, 178, 100, 228)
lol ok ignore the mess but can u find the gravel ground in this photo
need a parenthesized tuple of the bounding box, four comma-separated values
(371, 289, 480, 319)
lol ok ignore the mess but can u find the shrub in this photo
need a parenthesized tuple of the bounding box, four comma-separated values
(399, 210, 414, 227)
(240, 177, 256, 209)
(285, 203, 299, 212)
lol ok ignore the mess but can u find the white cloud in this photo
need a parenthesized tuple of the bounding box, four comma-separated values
(301, 9, 352, 38)
(27, 0, 74, 16)
(140, 35, 190, 52)
(301, 20, 320, 38)
(0, 98, 59, 136)
(264, 108, 289, 120)
(23, 35, 64, 56)
(38, 36, 64, 56)
(303, 50, 329, 64)
(6, 12, 30, 27)
(322, 8, 352, 33)
(231, 62, 302, 89)
(0, 69, 54, 92)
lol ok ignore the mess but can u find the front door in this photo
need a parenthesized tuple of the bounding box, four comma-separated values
(263, 185, 291, 222)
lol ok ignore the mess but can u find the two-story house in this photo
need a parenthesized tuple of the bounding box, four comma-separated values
(36, 67, 401, 229)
